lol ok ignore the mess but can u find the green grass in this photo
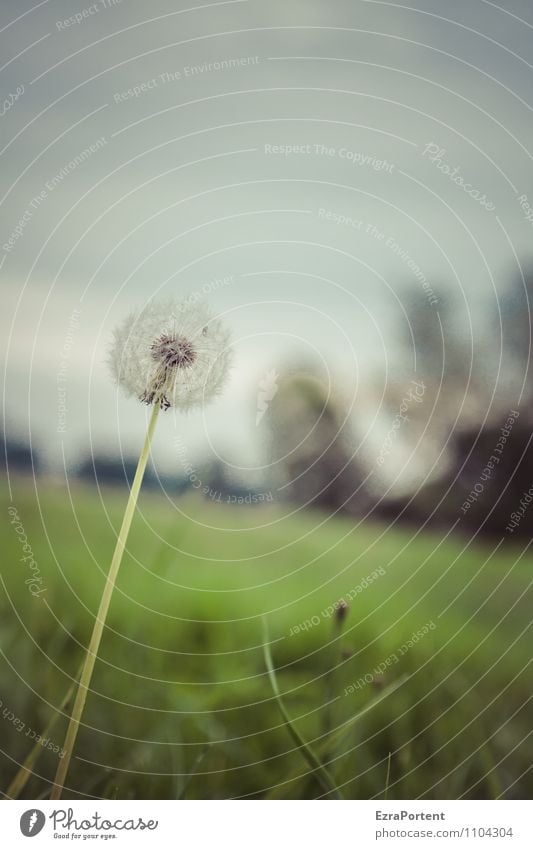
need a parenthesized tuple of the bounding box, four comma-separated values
(1, 476, 532, 799)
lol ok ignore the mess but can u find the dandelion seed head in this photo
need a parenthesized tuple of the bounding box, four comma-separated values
(151, 334, 197, 369)
(109, 298, 232, 410)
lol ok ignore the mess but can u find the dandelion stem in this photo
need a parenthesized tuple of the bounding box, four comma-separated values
(51, 403, 160, 799)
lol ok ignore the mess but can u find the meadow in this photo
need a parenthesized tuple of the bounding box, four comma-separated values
(1, 476, 532, 800)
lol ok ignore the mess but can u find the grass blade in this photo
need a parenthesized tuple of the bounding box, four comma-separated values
(7, 668, 80, 799)
(319, 674, 408, 757)
(262, 618, 343, 800)
(384, 751, 392, 800)
(178, 744, 212, 800)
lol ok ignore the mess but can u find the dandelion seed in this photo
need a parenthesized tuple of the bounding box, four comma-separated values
(109, 299, 232, 410)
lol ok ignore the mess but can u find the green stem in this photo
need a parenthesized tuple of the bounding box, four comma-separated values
(384, 751, 392, 800)
(262, 619, 343, 800)
(8, 664, 81, 799)
(51, 403, 160, 799)
(321, 615, 345, 760)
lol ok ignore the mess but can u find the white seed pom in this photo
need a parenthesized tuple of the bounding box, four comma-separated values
(109, 298, 232, 411)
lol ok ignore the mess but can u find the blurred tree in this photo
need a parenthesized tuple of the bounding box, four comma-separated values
(267, 369, 370, 514)
(76, 454, 157, 489)
(396, 285, 485, 420)
(378, 263, 533, 537)
(498, 265, 533, 408)
(0, 436, 41, 474)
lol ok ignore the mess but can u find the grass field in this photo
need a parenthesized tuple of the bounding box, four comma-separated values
(1, 476, 532, 800)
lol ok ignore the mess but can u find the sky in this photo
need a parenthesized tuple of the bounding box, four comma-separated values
(2, 0, 533, 488)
